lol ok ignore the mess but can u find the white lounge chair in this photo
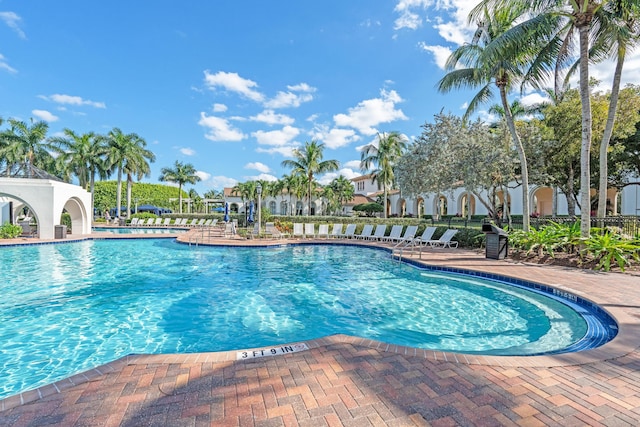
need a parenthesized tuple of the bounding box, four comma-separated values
(129, 218, 139, 226)
(162, 218, 171, 226)
(413, 226, 437, 246)
(354, 224, 373, 239)
(317, 224, 330, 238)
(203, 219, 212, 226)
(223, 222, 236, 237)
(292, 223, 304, 238)
(396, 225, 418, 243)
(144, 218, 155, 226)
(379, 225, 403, 243)
(338, 224, 356, 239)
(187, 218, 198, 227)
(304, 223, 315, 238)
(369, 224, 387, 240)
(154, 218, 163, 226)
(429, 229, 459, 248)
(265, 222, 285, 238)
(330, 224, 343, 238)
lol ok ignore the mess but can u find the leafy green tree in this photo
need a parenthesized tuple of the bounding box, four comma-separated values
(438, 5, 533, 230)
(360, 131, 407, 219)
(328, 175, 355, 213)
(159, 160, 201, 214)
(281, 140, 339, 216)
(0, 118, 52, 176)
(49, 129, 109, 205)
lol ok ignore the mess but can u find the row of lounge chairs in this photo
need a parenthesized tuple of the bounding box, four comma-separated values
(288, 223, 459, 248)
(128, 218, 219, 228)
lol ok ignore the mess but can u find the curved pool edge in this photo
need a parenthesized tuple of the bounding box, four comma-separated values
(2, 235, 639, 411)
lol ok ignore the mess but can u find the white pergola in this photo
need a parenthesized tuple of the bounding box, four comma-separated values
(0, 176, 92, 240)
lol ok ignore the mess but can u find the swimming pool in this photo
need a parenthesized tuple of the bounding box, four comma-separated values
(0, 239, 616, 399)
(92, 227, 187, 234)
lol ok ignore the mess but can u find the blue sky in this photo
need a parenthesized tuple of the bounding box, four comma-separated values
(1, 1, 638, 194)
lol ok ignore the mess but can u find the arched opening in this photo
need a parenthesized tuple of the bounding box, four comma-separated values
(495, 190, 512, 218)
(280, 201, 288, 216)
(433, 195, 448, 218)
(295, 201, 304, 216)
(532, 187, 553, 216)
(0, 194, 40, 237)
(459, 193, 476, 217)
(268, 201, 276, 214)
(414, 197, 424, 218)
(230, 203, 239, 213)
(395, 198, 406, 217)
(62, 197, 90, 235)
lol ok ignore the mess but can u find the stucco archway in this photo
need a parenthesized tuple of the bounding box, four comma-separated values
(0, 177, 92, 239)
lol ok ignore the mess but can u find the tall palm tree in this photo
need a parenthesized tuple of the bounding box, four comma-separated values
(328, 175, 355, 212)
(360, 132, 407, 219)
(49, 129, 109, 205)
(159, 160, 201, 214)
(107, 128, 155, 218)
(0, 118, 52, 176)
(595, 1, 640, 217)
(281, 140, 339, 216)
(438, 5, 533, 231)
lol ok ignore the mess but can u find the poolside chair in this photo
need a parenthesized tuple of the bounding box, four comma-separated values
(154, 218, 163, 226)
(203, 219, 212, 226)
(248, 223, 260, 239)
(129, 218, 139, 226)
(330, 223, 343, 238)
(396, 225, 418, 243)
(223, 222, 236, 237)
(369, 224, 387, 241)
(413, 226, 437, 246)
(179, 218, 189, 226)
(265, 222, 286, 239)
(143, 218, 154, 226)
(188, 218, 199, 227)
(317, 224, 330, 238)
(292, 223, 304, 238)
(429, 229, 459, 248)
(338, 224, 356, 239)
(196, 219, 206, 227)
(162, 218, 171, 226)
(304, 223, 316, 238)
(354, 224, 373, 240)
(379, 225, 403, 243)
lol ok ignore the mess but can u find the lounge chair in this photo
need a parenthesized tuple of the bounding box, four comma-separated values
(196, 219, 206, 227)
(369, 224, 387, 240)
(354, 224, 373, 240)
(317, 224, 330, 238)
(143, 218, 154, 226)
(429, 229, 459, 248)
(304, 223, 315, 238)
(179, 218, 188, 226)
(413, 226, 437, 246)
(154, 218, 163, 226)
(330, 224, 343, 238)
(292, 223, 304, 238)
(248, 223, 259, 239)
(203, 219, 212, 226)
(396, 225, 418, 243)
(187, 219, 198, 227)
(338, 224, 356, 239)
(129, 218, 139, 226)
(379, 225, 403, 243)
(223, 222, 236, 237)
(265, 222, 286, 238)
(162, 218, 171, 226)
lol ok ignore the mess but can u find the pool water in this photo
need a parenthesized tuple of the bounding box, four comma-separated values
(0, 240, 604, 399)
(92, 227, 187, 234)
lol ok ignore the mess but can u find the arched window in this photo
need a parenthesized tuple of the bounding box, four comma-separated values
(268, 201, 276, 214)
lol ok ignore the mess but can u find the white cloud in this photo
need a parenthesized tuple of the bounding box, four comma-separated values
(40, 93, 106, 108)
(287, 83, 316, 92)
(245, 162, 271, 173)
(0, 12, 26, 39)
(419, 43, 451, 70)
(265, 91, 313, 109)
(587, 50, 640, 91)
(212, 103, 228, 112)
(252, 125, 300, 146)
(393, 0, 432, 30)
(244, 173, 278, 182)
(310, 125, 361, 149)
(461, 101, 468, 109)
(0, 53, 16, 73)
(180, 147, 196, 156)
(203, 70, 264, 102)
(343, 160, 362, 169)
(198, 112, 246, 142)
(32, 109, 58, 122)
(195, 171, 211, 181)
(519, 92, 549, 107)
(317, 168, 361, 185)
(249, 109, 295, 125)
(208, 175, 238, 190)
(333, 89, 407, 136)
(256, 145, 296, 157)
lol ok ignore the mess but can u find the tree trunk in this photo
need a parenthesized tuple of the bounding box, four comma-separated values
(116, 166, 123, 218)
(578, 23, 593, 237)
(499, 85, 530, 231)
(597, 49, 625, 218)
(566, 164, 576, 217)
(126, 174, 132, 218)
(383, 186, 388, 218)
(178, 184, 183, 214)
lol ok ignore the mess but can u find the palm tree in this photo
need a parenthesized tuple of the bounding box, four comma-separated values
(328, 175, 355, 213)
(107, 128, 156, 218)
(0, 118, 52, 176)
(360, 132, 407, 219)
(438, 5, 533, 231)
(49, 129, 109, 205)
(159, 160, 201, 214)
(281, 140, 339, 216)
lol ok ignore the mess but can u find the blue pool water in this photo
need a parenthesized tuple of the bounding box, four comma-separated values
(92, 227, 187, 234)
(0, 239, 614, 399)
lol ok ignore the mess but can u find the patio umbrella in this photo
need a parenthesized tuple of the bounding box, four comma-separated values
(223, 202, 229, 222)
(247, 201, 255, 224)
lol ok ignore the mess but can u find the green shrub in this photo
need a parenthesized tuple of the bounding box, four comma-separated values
(0, 222, 23, 239)
(581, 230, 640, 272)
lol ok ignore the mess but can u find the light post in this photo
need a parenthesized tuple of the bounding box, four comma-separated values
(256, 183, 262, 236)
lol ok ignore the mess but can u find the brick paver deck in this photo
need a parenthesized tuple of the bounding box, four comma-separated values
(1, 231, 639, 426)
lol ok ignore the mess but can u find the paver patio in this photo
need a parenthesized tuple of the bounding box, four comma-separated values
(1, 231, 639, 426)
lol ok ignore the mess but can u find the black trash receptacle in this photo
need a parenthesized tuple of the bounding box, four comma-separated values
(482, 223, 508, 259)
(54, 225, 67, 239)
